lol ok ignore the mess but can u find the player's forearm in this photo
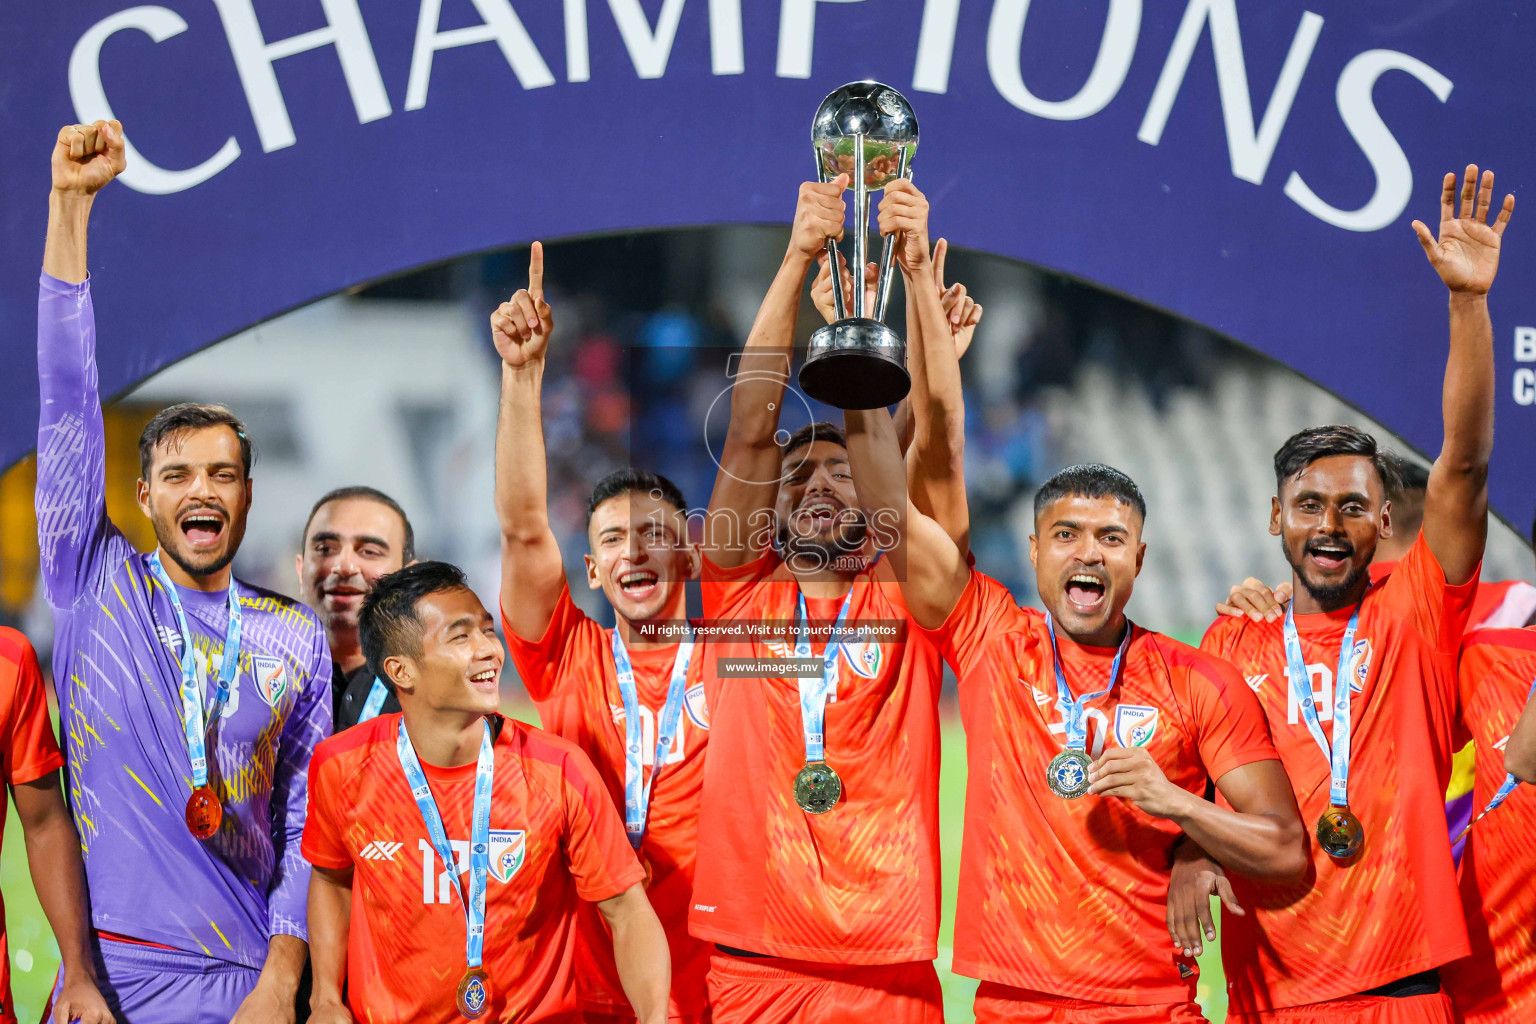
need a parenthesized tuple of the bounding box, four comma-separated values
(250, 933, 307, 1004)
(307, 870, 352, 1011)
(20, 810, 97, 982)
(44, 190, 93, 283)
(1422, 290, 1493, 585)
(728, 249, 806, 440)
(496, 361, 553, 542)
(1166, 788, 1305, 882)
(902, 260, 970, 549)
(607, 897, 671, 1024)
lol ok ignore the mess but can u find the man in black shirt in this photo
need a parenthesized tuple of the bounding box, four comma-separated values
(296, 486, 414, 730)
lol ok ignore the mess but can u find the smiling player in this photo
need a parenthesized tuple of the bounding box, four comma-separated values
(1187, 165, 1512, 1023)
(37, 120, 331, 1022)
(492, 243, 713, 1024)
(304, 562, 670, 1023)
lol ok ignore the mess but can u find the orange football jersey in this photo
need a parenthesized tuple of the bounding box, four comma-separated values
(1200, 533, 1474, 1011)
(1442, 628, 1536, 1024)
(687, 550, 944, 963)
(925, 570, 1276, 1003)
(0, 628, 66, 1024)
(303, 713, 644, 1024)
(503, 583, 711, 1019)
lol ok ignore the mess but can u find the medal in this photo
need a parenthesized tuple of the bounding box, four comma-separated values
(184, 784, 223, 838)
(793, 590, 854, 814)
(398, 718, 495, 1019)
(611, 630, 694, 853)
(456, 967, 490, 1019)
(1315, 806, 1364, 859)
(1283, 603, 1367, 860)
(147, 552, 242, 841)
(793, 760, 843, 813)
(1045, 748, 1092, 799)
(1042, 613, 1131, 800)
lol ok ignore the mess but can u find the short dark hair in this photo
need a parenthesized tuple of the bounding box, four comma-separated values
(780, 421, 846, 460)
(138, 403, 254, 479)
(1033, 464, 1147, 522)
(586, 469, 688, 525)
(302, 486, 416, 562)
(1273, 426, 1403, 496)
(359, 561, 469, 682)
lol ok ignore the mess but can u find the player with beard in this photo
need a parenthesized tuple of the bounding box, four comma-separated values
(36, 121, 331, 1021)
(492, 243, 712, 1024)
(687, 174, 973, 1024)
(297, 486, 416, 730)
(839, 377, 1303, 1022)
(304, 562, 670, 1023)
(1184, 165, 1512, 1023)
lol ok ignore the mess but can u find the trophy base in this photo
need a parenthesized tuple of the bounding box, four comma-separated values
(800, 319, 911, 410)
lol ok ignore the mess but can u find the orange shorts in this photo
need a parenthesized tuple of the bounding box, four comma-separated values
(705, 952, 942, 1024)
(973, 982, 1209, 1023)
(1229, 990, 1453, 1024)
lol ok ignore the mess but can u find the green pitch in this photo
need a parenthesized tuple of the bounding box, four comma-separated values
(0, 710, 1228, 1022)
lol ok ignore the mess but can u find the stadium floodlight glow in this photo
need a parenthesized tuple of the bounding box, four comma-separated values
(799, 80, 919, 411)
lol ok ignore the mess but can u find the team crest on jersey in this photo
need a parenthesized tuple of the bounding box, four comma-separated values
(1347, 639, 1372, 693)
(252, 656, 288, 707)
(488, 830, 526, 883)
(683, 682, 710, 729)
(838, 638, 882, 679)
(1113, 705, 1159, 748)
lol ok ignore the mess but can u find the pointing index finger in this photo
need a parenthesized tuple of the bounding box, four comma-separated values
(528, 241, 544, 299)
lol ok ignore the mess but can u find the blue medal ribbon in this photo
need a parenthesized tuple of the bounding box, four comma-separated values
(397, 717, 494, 972)
(611, 629, 695, 849)
(359, 677, 390, 722)
(1043, 612, 1131, 750)
(1282, 602, 1363, 809)
(147, 552, 242, 789)
(1458, 674, 1536, 839)
(794, 589, 854, 763)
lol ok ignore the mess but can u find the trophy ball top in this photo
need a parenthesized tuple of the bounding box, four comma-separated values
(812, 82, 918, 191)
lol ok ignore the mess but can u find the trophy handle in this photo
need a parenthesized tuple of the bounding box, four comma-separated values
(816, 162, 847, 322)
(873, 147, 912, 322)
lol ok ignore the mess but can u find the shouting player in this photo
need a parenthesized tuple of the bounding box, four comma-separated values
(297, 486, 416, 730)
(492, 243, 713, 1023)
(37, 121, 331, 1021)
(1185, 165, 1512, 1022)
(687, 174, 976, 1023)
(303, 562, 670, 1023)
(842, 380, 1304, 1023)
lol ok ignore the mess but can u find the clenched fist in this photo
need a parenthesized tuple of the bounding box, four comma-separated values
(790, 175, 848, 259)
(53, 120, 126, 197)
(491, 242, 553, 368)
(877, 179, 930, 274)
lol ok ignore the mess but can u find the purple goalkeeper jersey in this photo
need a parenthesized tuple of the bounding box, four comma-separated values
(35, 272, 333, 967)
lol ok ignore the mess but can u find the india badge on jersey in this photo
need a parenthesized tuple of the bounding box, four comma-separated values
(489, 830, 526, 883)
(1113, 704, 1159, 748)
(252, 656, 289, 708)
(684, 682, 710, 729)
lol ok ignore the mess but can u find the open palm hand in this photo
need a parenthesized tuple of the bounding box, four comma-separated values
(1413, 165, 1514, 294)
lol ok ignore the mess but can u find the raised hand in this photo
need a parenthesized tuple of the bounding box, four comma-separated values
(791, 175, 848, 259)
(52, 121, 126, 197)
(931, 239, 982, 359)
(1413, 165, 1515, 294)
(877, 178, 931, 273)
(491, 242, 553, 368)
(811, 251, 875, 325)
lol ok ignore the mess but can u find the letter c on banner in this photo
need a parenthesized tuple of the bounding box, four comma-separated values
(69, 7, 242, 195)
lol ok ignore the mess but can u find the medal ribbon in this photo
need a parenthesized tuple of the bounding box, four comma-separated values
(397, 717, 494, 971)
(359, 677, 390, 722)
(147, 552, 242, 789)
(1043, 612, 1131, 750)
(611, 628, 695, 849)
(1282, 602, 1363, 809)
(1458, 673, 1536, 839)
(794, 589, 855, 763)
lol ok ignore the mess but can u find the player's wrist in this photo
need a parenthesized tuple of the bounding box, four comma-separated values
(1448, 288, 1490, 307)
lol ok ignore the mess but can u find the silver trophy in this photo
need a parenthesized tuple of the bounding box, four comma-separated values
(798, 81, 919, 410)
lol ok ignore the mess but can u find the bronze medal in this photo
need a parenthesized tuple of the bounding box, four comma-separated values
(185, 784, 223, 840)
(793, 761, 842, 814)
(1046, 749, 1092, 799)
(1316, 806, 1365, 859)
(456, 966, 490, 1018)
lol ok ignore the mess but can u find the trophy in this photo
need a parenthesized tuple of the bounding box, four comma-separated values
(798, 81, 920, 410)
